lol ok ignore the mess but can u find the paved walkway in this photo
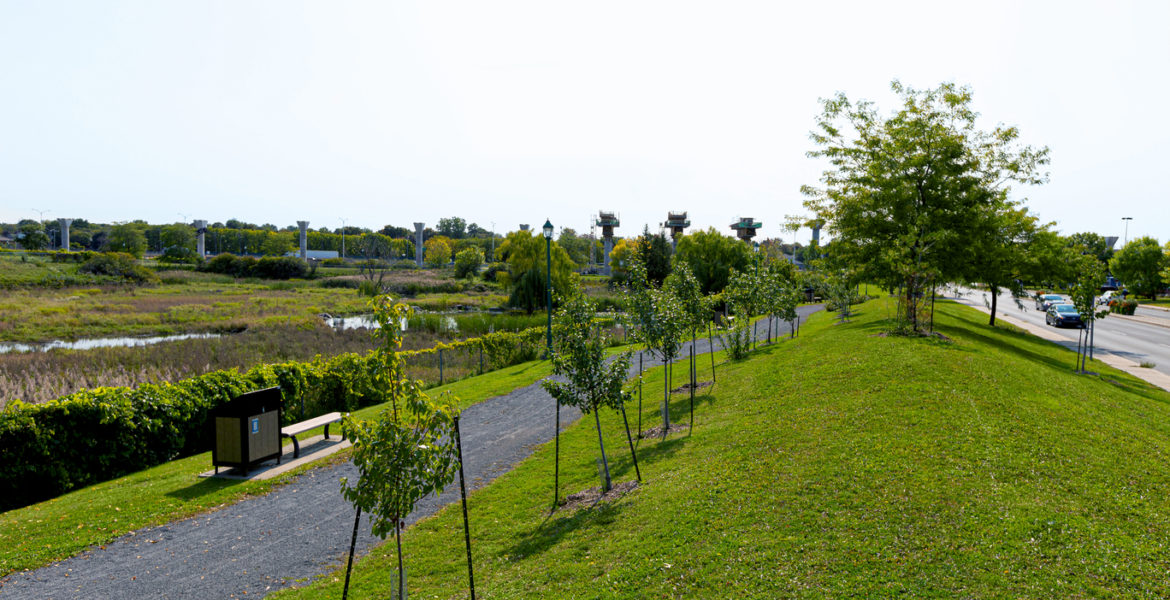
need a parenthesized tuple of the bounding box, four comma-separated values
(0, 308, 820, 599)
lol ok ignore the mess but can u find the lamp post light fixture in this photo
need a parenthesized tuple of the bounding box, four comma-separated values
(1122, 217, 1133, 247)
(543, 219, 554, 358)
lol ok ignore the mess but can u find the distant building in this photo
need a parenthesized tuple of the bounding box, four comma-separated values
(284, 250, 339, 260)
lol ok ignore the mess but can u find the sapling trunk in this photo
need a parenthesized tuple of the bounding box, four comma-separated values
(394, 518, 405, 600)
(637, 352, 643, 435)
(708, 322, 716, 382)
(689, 345, 695, 430)
(593, 409, 612, 493)
(553, 400, 560, 509)
(619, 402, 641, 481)
(662, 357, 671, 438)
(341, 507, 362, 600)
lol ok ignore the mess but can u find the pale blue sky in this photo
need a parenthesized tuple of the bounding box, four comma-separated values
(2, 0, 1167, 245)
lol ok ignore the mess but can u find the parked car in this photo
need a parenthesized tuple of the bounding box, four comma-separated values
(1046, 303, 1085, 328)
(1034, 294, 1066, 311)
(1096, 290, 1118, 306)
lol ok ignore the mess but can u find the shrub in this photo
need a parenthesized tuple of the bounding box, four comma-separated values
(78, 252, 158, 284)
(482, 263, 508, 283)
(1108, 299, 1139, 315)
(200, 254, 307, 279)
(319, 278, 362, 289)
(718, 317, 753, 360)
(454, 247, 484, 279)
(253, 256, 308, 280)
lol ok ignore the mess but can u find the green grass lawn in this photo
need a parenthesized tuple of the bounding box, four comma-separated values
(271, 298, 1170, 599)
(0, 357, 557, 576)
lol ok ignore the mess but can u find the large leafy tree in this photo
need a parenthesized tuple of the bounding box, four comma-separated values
(556, 227, 592, 268)
(1020, 230, 1077, 290)
(107, 223, 148, 257)
(1067, 232, 1114, 265)
(638, 226, 673, 286)
(160, 223, 196, 262)
(1110, 237, 1167, 300)
(18, 223, 49, 250)
(802, 81, 1048, 333)
(436, 217, 467, 239)
(673, 227, 751, 295)
(1162, 241, 1170, 291)
(424, 235, 454, 267)
(962, 205, 1044, 325)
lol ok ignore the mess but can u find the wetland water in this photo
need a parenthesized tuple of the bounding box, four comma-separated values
(0, 333, 222, 354)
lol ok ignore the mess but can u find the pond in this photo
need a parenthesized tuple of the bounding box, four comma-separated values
(0, 333, 223, 354)
(326, 311, 545, 336)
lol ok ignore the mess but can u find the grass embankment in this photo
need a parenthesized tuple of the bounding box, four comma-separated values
(275, 299, 1170, 599)
(0, 357, 557, 576)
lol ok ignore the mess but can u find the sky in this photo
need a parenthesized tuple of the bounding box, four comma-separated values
(2, 0, 1167, 247)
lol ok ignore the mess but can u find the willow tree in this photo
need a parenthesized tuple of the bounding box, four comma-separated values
(802, 81, 1049, 334)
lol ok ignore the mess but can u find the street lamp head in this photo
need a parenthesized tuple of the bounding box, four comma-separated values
(542, 219, 554, 240)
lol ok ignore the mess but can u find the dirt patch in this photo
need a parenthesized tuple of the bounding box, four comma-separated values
(670, 380, 713, 394)
(558, 480, 639, 512)
(638, 423, 690, 439)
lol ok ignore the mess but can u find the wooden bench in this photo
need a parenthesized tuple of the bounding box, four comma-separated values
(281, 412, 346, 459)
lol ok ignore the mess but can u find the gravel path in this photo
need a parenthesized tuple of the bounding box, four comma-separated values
(1, 307, 819, 599)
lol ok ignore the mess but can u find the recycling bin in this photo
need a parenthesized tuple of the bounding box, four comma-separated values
(211, 386, 283, 474)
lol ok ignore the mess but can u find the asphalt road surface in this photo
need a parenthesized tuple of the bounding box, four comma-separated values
(950, 287, 1170, 377)
(1, 306, 821, 600)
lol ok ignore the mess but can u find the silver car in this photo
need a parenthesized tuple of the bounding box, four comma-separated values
(1034, 294, 1066, 311)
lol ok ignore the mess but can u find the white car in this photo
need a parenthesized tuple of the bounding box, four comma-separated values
(1096, 290, 1118, 306)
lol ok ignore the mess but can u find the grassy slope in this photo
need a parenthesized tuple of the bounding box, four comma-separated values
(0, 358, 555, 575)
(274, 299, 1170, 599)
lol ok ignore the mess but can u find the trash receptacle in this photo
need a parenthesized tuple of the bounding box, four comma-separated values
(211, 386, 283, 474)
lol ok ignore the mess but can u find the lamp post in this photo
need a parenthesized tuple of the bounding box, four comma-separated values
(1122, 217, 1133, 247)
(340, 217, 348, 260)
(543, 219, 554, 358)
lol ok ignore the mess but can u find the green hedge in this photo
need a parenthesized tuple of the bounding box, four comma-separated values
(0, 327, 544, 512)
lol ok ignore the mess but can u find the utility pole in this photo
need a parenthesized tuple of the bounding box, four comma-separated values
(1122, 217, 1133, 246)
(340, 217, 348, 259)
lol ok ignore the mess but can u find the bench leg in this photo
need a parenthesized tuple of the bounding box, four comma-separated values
(324, 423, 330, 440)
(283, 433, 301, 459)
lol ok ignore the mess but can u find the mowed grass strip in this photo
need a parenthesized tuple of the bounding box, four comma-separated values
(273, 299, 1170, 599)
(0, 358, 555, 576)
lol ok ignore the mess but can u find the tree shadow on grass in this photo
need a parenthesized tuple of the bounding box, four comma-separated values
(504, 494, 630, 561)
(165, 475, 242, 501)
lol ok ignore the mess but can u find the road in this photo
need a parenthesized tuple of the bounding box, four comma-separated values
(0, 306, 821, 600)
(949, 288, 1170, 377)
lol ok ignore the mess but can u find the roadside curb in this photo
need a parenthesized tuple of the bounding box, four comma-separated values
(960, 299, 1170, 393)
(1139, 303, 1170, 313)
(1111, 313, 1170, 330)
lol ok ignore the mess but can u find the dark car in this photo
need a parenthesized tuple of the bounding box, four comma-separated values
(1046, 303, 1084, 328)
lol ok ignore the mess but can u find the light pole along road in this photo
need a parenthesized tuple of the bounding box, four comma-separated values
(949, 286, 1170, 378)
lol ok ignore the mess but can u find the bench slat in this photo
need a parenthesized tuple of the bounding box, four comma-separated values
(281, 412, 344, 436)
